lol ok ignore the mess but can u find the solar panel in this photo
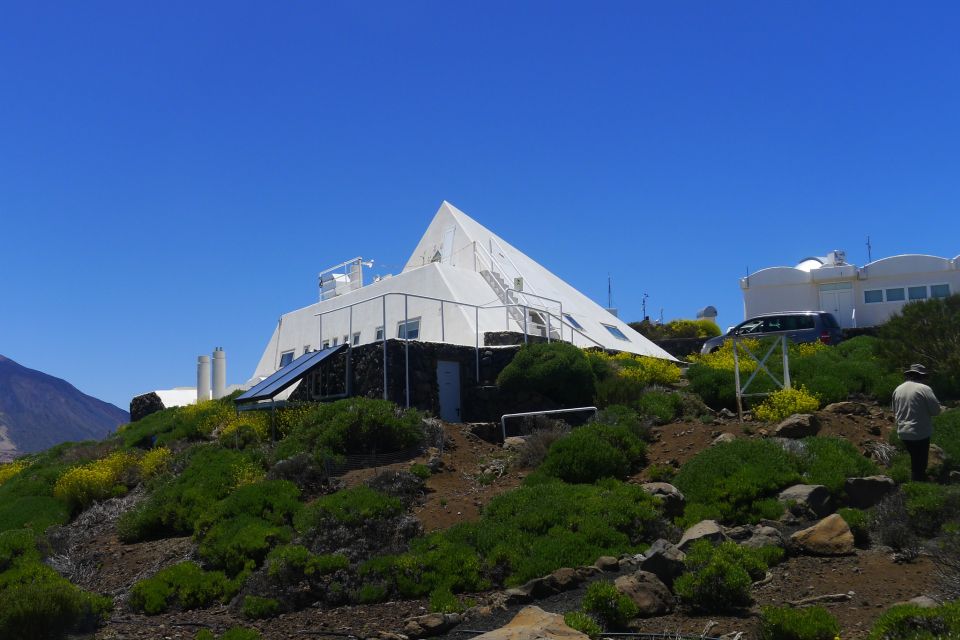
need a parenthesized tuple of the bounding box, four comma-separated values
(235, 344, 346, 403)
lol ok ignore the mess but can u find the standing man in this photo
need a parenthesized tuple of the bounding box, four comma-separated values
(892, 364, 943, 482)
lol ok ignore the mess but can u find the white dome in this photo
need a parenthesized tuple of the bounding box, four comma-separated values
(795, 257, 824, 272)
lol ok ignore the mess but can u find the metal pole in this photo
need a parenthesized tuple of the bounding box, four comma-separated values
(319, 315, 323, 350)
(523, 305, 528, 345)
(404, 294, 410, 408)
(546, 313, 551, 343)
(382, 295, 388, 401)
(347, 307, 353, 395)
(782, 336, 791, 389)
(732, 337, 743, 424)
(440, 301, 445, 342)
(475, 305, 480, 384)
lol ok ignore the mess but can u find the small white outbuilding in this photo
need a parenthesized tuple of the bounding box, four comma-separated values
(741, 250, 959, 328)
(249, 201, 675, 382)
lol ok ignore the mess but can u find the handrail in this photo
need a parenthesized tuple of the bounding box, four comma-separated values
(501, 406, 598, 441)
(489, 235, 542, 299)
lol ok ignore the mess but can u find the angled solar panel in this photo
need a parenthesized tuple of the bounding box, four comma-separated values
(236, 344, 346, 403)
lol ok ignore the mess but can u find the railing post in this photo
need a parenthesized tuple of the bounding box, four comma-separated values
(732, 337, 743, 423)
(347, 306, 352, 395)
(440, 300, 445, 342)
(546, 313, 551, 343)
(782, 336, 791, 389)
(475, 305, 480, 384)
(404, 294, 410, 408)
(382, 295, 387, 401)
(523, 305, 528, 344)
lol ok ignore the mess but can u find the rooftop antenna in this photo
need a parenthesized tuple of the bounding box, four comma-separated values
(607, 273, 613, 309)
(642, 292, 649, 320)
(866, 235, 872, 263)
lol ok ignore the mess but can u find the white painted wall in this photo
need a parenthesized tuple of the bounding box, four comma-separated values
(741, 254, 959, 328)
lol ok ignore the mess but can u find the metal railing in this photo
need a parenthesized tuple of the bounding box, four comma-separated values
(500, 406, 598, 440)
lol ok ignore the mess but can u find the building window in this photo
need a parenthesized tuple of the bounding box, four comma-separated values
(564, 314, 584, 330)
(885, 288, 905, 302)
(332, 337, 339, 346)
(864, 290, 883, 304)
(931, 284, 951, 298)
(602, 323, 630, 341)
(398, 317, 421, 340)
(375, 326, 384, 341)
(279, 350, 295, 368)
(908, 286, 928, 301)
(321, 340, 330, 349)
(303, 345, 311, 354)
(353, 332, 361, 345)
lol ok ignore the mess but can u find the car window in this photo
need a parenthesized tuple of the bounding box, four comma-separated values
(793, 315, 815, 330)
(820, 313, 840, 329)
(737, 319, 764, 334)
(762, 317, 785, 332)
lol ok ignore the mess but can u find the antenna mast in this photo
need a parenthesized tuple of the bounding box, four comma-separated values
(866, 236, 873, 263)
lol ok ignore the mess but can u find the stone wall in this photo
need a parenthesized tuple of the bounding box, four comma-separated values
(289, 340, 528, 422)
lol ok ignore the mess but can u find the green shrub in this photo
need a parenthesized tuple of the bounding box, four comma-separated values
(760, 605, 839, 640)
(838, 508, 870, 547)
(590, 352, 682, 408)
(868, 600, 960, 640)
(800, 437, 879, 495)
(119, 399, 237, 448)
(195, 630, 215, 640)
(630, 318, 721, 340)
(633, 389, 682, 424)
(274, 398, 424, 460)
(563, 611, 601, 638)
(581, 580, 638, 629)
(673, 439, 800, 526)
(366, 478, 662, 592)
(0, 531, 112, 639)
(129, 561, 238, 615)
(294, 486, 402, 531)
(595, 372, 647, 408)
(198, 514, 292, 576)
(117, 446, 261, 542)
(877, 293, 960, 399)
(0, 496, 68, 534)
(410, 463, 431, 480)
(686, 363, 750, 411)
(674, 540, 774, 612)
(267, 545, 348, 583)
(241, 595, 279, 619)
(497, 342, 596, 407)
(428, 587, 464, 613)
(902, 482, 960, 537)
(594, 405, 650, 441)
(540, 424, 645, 484)
(357, 583, 388, 603)
(646, 463, 675, 482)
(933, 409, 960, 475)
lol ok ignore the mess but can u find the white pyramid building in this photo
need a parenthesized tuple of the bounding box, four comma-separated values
(250, 202, 675, 381)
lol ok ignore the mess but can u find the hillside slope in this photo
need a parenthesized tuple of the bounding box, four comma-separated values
(0, 354, 129, 455)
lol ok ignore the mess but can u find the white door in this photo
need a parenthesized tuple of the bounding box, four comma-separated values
(819, 283, 854, 328)
(437, 360, 461, 422)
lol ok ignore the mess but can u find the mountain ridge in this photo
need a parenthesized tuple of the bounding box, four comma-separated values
(0, 353, 129, 456)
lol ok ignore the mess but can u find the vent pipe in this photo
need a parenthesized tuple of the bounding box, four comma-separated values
(197, 355, 211, 403)
(212, 347, 226, 399)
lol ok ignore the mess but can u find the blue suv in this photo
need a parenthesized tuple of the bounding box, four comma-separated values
(700, 311, 843, 354)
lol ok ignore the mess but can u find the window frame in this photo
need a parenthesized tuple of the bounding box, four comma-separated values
(931, 283, 951, 299)
(602, 323, 630, 341)
(397, 317, 422, 340)
(352, 332, 361, 345)
(864, 289, 883, 304)
(563, 314, 584, 330)
(375, 326, 384, 341)
(885, 287, 906, 302)
(908, 285, 928, 301)
(279, 350, 295, 368)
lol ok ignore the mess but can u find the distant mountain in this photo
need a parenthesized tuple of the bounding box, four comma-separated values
(0, 354, 129, 457)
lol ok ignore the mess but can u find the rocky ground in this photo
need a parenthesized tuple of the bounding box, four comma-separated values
(75, 400, 949, 640)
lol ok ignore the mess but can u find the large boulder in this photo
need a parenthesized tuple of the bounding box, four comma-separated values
(844, 476, 896, 509)
(778, 484, 834, 518)
(774, 413, 820, 438)
(640, 482, 686, 519)
(404, 612, 463, 638)
(639, 539, 686, 587)
(678, 520, 727, 551)
(823, 401, 869, 415)
(790, 514, 855, 556)
(742, 525, 786, 550)
(614, 571, 674, 617)
(471, 606, 588, 640)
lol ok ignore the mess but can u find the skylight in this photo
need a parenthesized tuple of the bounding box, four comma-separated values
(564, 314, 584, 330)
(602, 324, 630, 341)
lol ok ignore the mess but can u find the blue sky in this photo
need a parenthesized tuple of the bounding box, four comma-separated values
(2, 2, 958, 409)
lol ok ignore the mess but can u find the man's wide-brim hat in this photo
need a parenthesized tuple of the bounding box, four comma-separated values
(904, 363, 929, 376)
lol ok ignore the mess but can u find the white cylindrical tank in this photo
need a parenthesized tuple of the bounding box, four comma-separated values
(197, 355, 211, 403)
(212, 348, 226, 399)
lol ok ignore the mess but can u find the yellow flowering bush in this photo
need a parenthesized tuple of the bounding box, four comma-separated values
(181, 400, 236, 438)
(686, 338, 761, 373)
(140, 447, 172, 478)
(753, 385, 820, 423)
(0, 460, 28, 486)
(54, 451, 139, 513)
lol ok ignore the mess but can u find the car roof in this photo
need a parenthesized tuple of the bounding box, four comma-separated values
(745, 311, 830, 318)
